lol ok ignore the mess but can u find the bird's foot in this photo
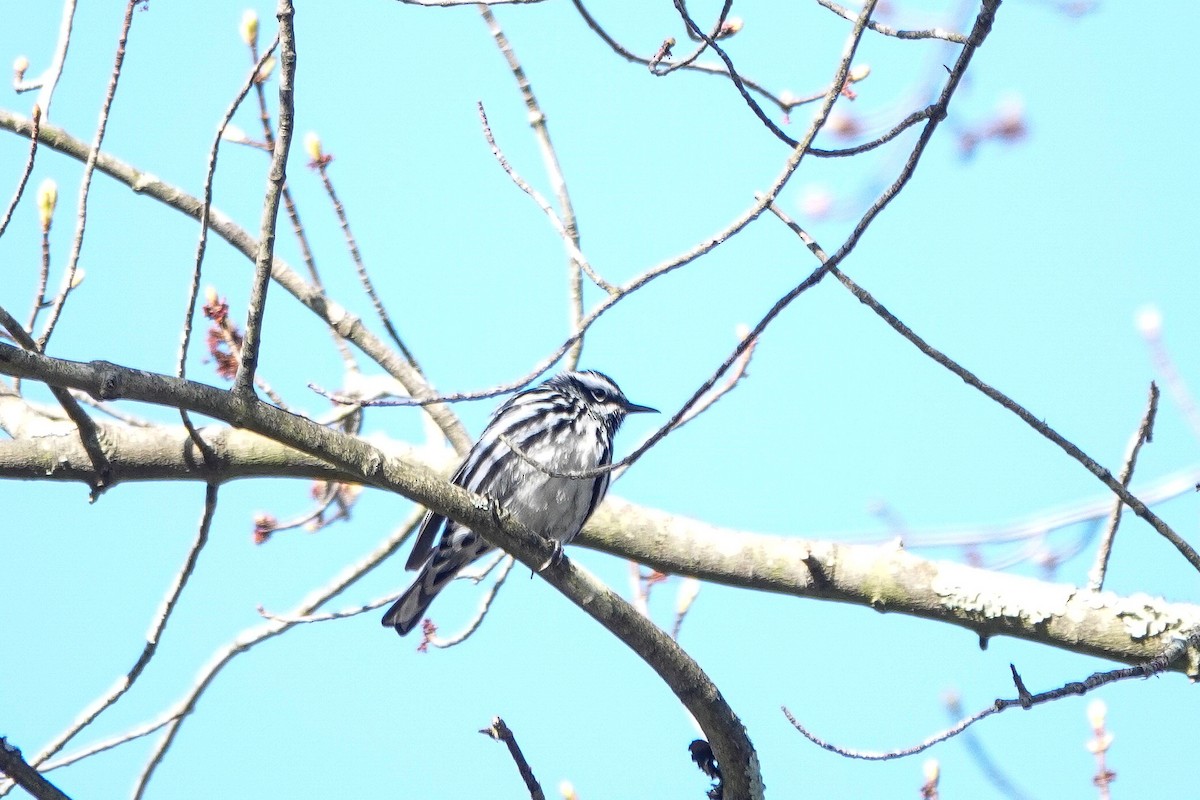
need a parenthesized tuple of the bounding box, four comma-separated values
(537, 540, 568, 573)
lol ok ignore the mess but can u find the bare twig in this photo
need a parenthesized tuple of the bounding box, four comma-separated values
(426, 554, 516, 649)
(1138, 306, 1200, 442)
(878, 465, 1200, 550)
(1087, 700, 1116, 800)
(353, 0, 888, 413)
(1087, 382, 1159, 591)
(784, 626, 1200, 760)
(0, 107, 473, 448)
(671, 576, 701, 640)
(180, 35, 280, 383)
(28, 716, 178, 778)
(246, 18, 358, 374)
(130, 505, 425, 799)
(480, 718, 545, 800)
(943, 692, 1032, 800)
(25, 176, 55, 339)
(571, 0, 811, 114)
(253, 479, 358, 541)
(829, 264, 1200, 574)
(234, 0, 295, 398)
(479, 6, 589, 367)
(611, 326, 756, 482)
(309, 138, 425, 371)
(178, 33, 280, 461)
(809, 106, 935, 158)
(11, 0, 77, 118)
(257, 590, 397, 624)
(65, 390, 154, 426)
(476, 102, 614, 295)
(671, 0, 808, 147)
(0, 105, 40, 240)
(26, 485, 218, 770)
(658, 0, 732, 72)
(248, 21, 320, 294)
(816, 0, 969, 43)
(36, 0, 137, 350)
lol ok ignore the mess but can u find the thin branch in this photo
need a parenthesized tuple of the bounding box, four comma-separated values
(27, 485, 218, 769)
(36, 0, 136, 350)
(476, 102, 615, 295)
(479, 718, 545, 800)
(249, 25, 321, 296)
(310, 142, 425, 371)
(0, 110, 473, 453)
(809, 106, 934, 158)
(671, 0, 810, 148)
(0, 740, 71, 800)
(178, 34, 280, 464)
(943, 691, 1033, 800)
(426, 554, 516, 649)
(783, 702, 1000, 761)
(828, 264, 1200, 574)
(610, 327, 756, 481)
(351, 0, 886, 412)
(179, 35, 280, 384)
(31, 716, 177, 777)
(479, 6, 588, 367)
(0, 104, 39, 239)
(816, 0, 969, 43)
(130, 504, 425, 799)
(671, 576, 701, 640)
(1138, 306, 1200, 443)
(25, 179, 54, 337)
(253, 478, 359, 541)
(234, 0, 295, 398)
(65, 390, 154, 426)
(783, 626, 1200, 760)
(257, 590, 398, 624)
(11, 0, 77, 118)
(571, 0, 812, 114)
(246, 22, 359, 374)
(1087, 382, 1159, 591)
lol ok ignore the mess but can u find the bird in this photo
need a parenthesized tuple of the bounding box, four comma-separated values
(382, 370, 656, 636)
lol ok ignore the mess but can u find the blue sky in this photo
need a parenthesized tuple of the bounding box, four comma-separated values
(2, 1, 1198, 798)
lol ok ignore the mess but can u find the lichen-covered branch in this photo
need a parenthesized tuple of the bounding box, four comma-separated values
(1, 375, 1194, 679)
(586, 498, 1200, 678)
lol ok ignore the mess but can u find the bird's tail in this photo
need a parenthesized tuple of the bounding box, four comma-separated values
(381, 578, 437, 636)
(382, 540, 480, 635)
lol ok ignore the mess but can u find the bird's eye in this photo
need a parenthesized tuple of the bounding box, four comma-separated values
(589, 387, 609, 403)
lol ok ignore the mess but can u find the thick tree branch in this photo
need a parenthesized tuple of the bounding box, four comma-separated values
(585, 498, 1200, 678)
(0, 344, 763, 800)
(0, 739, 71, 800)
(0, 387, 452, 485)
(2, 382, 1195, 679)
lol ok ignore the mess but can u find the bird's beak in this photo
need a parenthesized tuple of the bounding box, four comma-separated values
(623, 400, 658, 414)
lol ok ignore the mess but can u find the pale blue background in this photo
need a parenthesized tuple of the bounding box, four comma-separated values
(2, 1, 1197, 798)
